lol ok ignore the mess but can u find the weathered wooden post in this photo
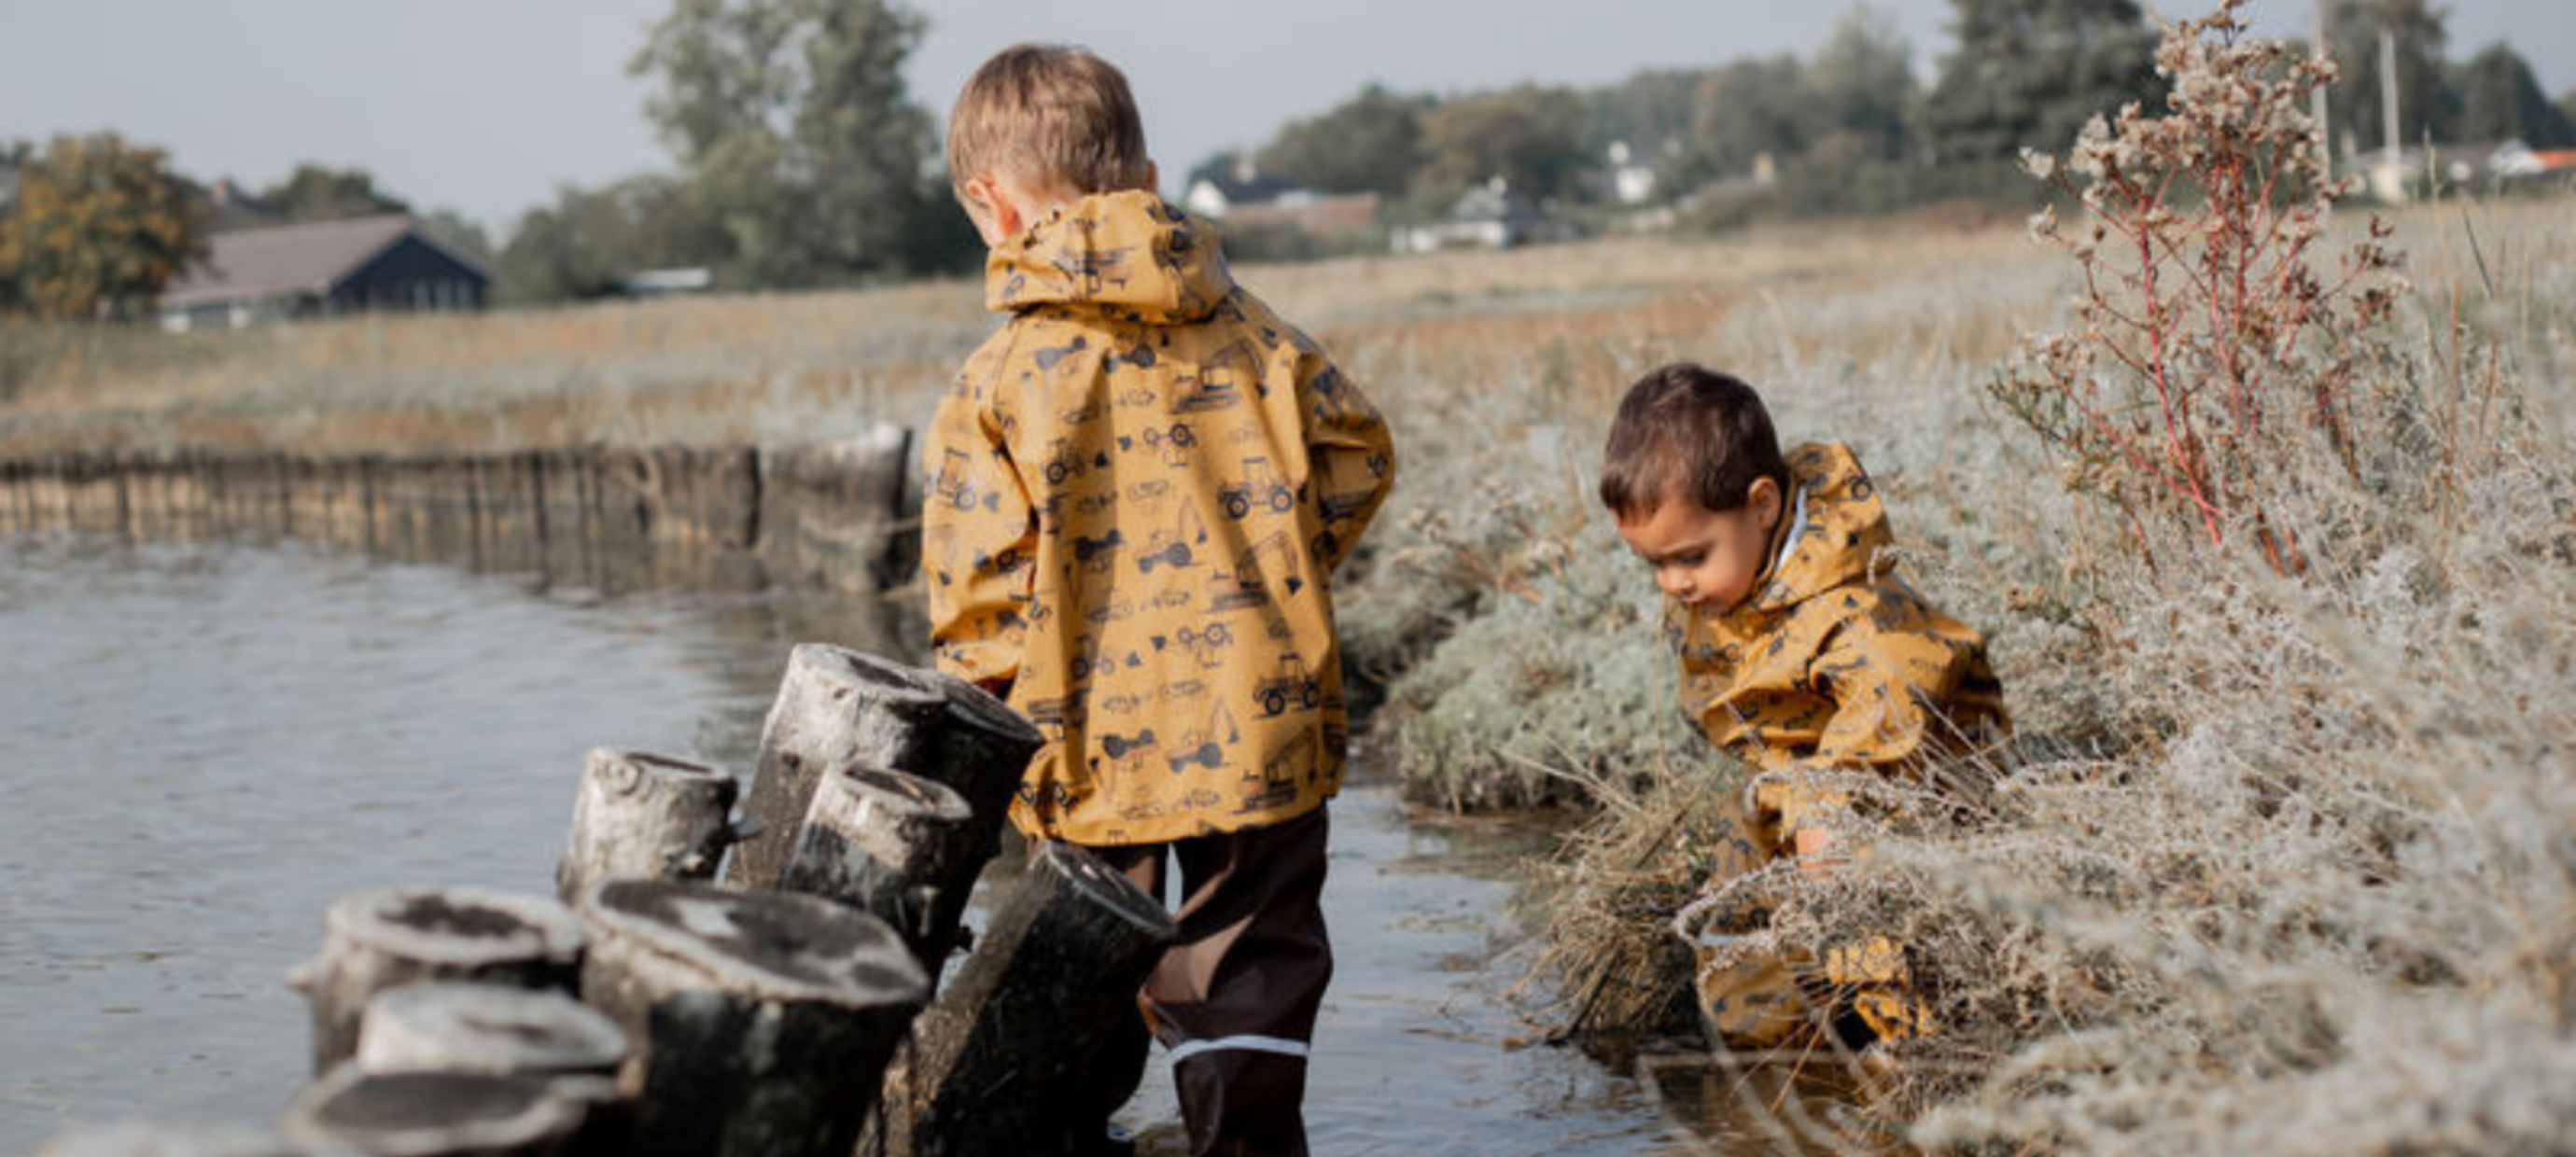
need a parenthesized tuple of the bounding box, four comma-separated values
(556, 748, 751, 901)
(866, 842, 1178, 1157)
(730, 645, 1040, 891)
(778, 765, 984, 972)
(575, 879, 928, 1157)
(34, 1126, 314, 1157)
(283, 1066, 593, 1157)
(288, 887, 584, 1076)
(356, 982, 626, 1080)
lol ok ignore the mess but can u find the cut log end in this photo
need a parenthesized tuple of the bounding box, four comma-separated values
(581, 879, 928, 1007)
(357, 982, 627, 1076)
(1038, 841, 1176, 942)
(285, 1067, 590, 1157)
(327, 887, 583, 969)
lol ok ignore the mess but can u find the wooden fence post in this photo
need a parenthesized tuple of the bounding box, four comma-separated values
(287, 887, 584, 1076)
(556, 748, 749, 902)
(778, 764, 982, 973)
(575, 880, 928, 1157)
(865, 842, 1177, 1157)
(730, 645, 1039, 891)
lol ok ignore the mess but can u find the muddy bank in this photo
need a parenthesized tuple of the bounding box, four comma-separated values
(0, 425, 917, 597)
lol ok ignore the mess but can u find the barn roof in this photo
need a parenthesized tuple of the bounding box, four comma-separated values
(160, 214, 488, 308)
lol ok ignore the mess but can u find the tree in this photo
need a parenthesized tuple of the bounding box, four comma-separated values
(495, 175, 726, 304)
(1255, 85, 1429, 197)
(0, 132, 205, 320)
(1921, 0, 2162, 162)
(2450, 42, 2575, 147)
(1583, 68, 1707, 160)
(631, 0, 960, 288)
(1803, 7, 1919, 163)
(2324, 0, 2456, 151)
(259, 163, 410, 222)
(1412, 86, 1589, 203)
(1674, 55, 1813, 183)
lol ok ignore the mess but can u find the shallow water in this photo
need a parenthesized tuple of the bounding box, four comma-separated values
(0, 532, 1693, 1155)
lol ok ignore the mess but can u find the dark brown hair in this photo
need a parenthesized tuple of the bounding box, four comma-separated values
(1598, 363, 1788, 519)
(946, 44, 1152, 197)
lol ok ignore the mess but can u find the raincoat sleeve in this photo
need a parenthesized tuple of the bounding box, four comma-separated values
(1297, 357, 1394, 575)
(1757, 606, 1979, 833)
(922, 343, 1037, 692)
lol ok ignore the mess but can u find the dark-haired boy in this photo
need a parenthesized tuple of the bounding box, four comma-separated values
(1600, 362, 2007, 1049)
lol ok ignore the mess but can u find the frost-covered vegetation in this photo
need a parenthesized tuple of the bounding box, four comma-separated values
(1415, 7, 2576, 1154)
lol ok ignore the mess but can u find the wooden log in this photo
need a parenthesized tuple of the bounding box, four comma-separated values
(778, 764, 982, 972)
(284, 1066, 591, 1157)
(729, 645, 1041, 891)
(288, 887, 585, 1076)
(356, 982, 626, 1079)
(556, 748, 750, 902)
(35, 1125, 315, 1157)
(865, 842, 1178, 1157)
(574, 879, 929, 1157)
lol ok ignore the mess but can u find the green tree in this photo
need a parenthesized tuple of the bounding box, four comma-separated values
(1803, 7, 1919, 163)
(495, 175, 726, 304)
(1921, 0, 2161, 162)
(631, 0, 959, 288)
(1673, 55, 1813, 185)
(2449, 42, 2575, 146)
(0, 132, 205, 320)
(1412, 86, 1589, 203)
(259, 163, 410, 222)
(1256, 85, 1429, 197)
(2324, 0, 2456, 150)
(1583, 68, 1707, 159)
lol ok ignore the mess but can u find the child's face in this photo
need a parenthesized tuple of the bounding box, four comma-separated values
(1615, 481, 1782, 613)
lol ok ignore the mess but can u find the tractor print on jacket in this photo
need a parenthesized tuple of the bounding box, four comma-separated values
(924, 190, 1396, 845)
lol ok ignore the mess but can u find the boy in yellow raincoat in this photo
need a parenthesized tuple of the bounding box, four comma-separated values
(925, 45, 1393, 1157)
(1599, 363, 2006, 1052)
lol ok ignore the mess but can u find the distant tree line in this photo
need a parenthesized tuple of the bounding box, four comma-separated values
(5, 0, 2571, 319)
(1218, 0, 2574, 232)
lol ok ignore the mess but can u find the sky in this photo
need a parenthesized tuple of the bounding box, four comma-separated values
(3, 0, 2570, 234)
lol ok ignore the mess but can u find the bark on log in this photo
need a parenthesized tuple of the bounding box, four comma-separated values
(729, 645, 1040, 892)
(778, 765, 981, 972)
(574, 879, 929, 1157)
(288, 887, 585, 1076)
(357, 982, 626, 1079)
(865, 842, 1178, 1157)
(556, 748, 749, 902)
(35, 1126, 314, 1157)
(284, 1066, 591, 1157)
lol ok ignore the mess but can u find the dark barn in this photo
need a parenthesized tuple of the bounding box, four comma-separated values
(159, 214, 492, 330)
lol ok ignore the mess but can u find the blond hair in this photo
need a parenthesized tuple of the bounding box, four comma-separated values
(946, 44, 1151, 197)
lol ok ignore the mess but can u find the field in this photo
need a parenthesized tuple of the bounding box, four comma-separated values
(6, 181, 2573, 1155)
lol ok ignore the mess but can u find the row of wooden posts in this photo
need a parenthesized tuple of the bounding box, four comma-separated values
(0, 432, 919, 597)
(41, 644, 1178, 1157)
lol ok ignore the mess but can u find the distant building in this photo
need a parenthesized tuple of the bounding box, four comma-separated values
(1183, 160, 1305, 220)
(1392, 178, 1548, 253)
(1603, 140, 1658, 206)
(158, 214, 491, 331)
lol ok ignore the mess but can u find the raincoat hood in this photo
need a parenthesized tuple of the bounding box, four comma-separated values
(985, 189, 1236, 324)
(1734, 441, 1897, 620)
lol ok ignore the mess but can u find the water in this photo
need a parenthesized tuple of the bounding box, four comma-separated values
(0, 532, 1693, 1155)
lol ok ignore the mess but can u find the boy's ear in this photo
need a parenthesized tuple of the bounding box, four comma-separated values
(1747, 476, 1784, 531)
(962, 175, 1024, 239)
(1143, 160, 1160, 191)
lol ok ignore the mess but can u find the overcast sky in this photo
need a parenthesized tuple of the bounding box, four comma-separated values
(4, 1, 2569, 233)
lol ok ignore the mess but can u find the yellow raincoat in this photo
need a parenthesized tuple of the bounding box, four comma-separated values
(1673, 441, 2007, 1045)
(922, 190, 1394, 846)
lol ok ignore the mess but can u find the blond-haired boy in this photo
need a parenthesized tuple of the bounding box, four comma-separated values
(1600, 363, 2007, 1050)
(924, 44, 1394, 1157)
